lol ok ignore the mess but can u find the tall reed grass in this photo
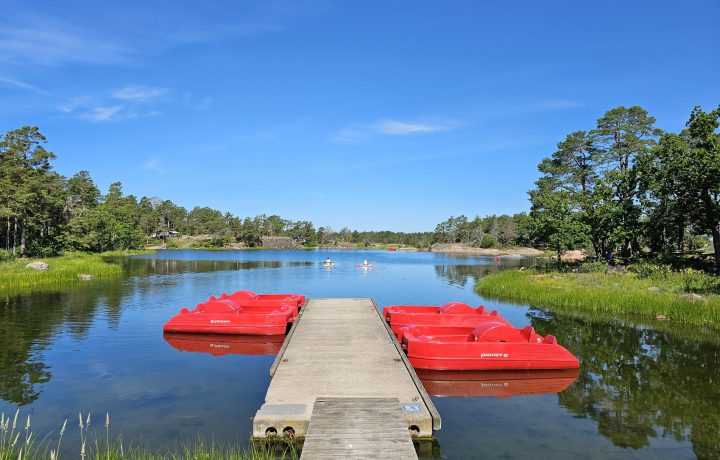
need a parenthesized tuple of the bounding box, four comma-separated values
(1, 410, 298, 460)
(475, 269, 720, 328)
(0, 253, 123, 296)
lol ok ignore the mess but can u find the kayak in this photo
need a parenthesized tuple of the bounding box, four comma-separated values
(417, 369, 579, 398)
(163, 297, 296, 335)
(323, 262, 334, 268)
(163, 332, 285, 356)
(383, 302, 510, 339)
(400, 323, 580, 371)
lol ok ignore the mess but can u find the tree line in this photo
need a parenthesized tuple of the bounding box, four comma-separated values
(0, 126, 521, 256)
(526, 105, 720, 269)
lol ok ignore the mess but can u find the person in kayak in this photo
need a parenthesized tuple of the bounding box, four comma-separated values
(325, 257, 333, 265)
(362, 259, 370, 266)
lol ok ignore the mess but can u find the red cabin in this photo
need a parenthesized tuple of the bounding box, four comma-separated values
(400, 323, 580, 371)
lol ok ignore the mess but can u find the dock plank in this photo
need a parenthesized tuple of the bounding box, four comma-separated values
(301, 398, 418, 460)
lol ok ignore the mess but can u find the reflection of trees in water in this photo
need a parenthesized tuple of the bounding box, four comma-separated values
(530, 311, 720, 458)
(0, 280, 127, 405)
(434, 261, 530, 287)
(113, 258, 314, 276)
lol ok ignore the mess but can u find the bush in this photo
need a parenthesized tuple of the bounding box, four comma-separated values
(479, 234, 496, 248)
(579, 261, 608, 273)
(677, 268, 720, 294)
(0, 250, 15, 263)
(629, 261, 672, 279)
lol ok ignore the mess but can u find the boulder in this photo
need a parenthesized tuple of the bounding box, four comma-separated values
(678, 293, 707, 304)
(25, 261, 49, 270)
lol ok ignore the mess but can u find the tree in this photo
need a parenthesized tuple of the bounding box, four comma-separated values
(593, 106, 662, 257)
(642, 107, 720, 269)
(529, 177, 589, 262)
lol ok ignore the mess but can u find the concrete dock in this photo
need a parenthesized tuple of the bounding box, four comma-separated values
(253, 298, 440, 458)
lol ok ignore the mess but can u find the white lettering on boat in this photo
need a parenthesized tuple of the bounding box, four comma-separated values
(480, 353, 509, 358)
(210, 320, 231, 324)
(210, 344, 230, 349)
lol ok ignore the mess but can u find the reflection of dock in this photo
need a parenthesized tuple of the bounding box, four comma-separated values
(417, 369, 579, 398)
(253, 298, 440, 459)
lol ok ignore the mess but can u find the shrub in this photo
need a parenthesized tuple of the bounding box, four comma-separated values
(629, 261, 672, 279)
(0, 249, 14, 263)
(677, 268, 720, 294)
(579, 261, 608, 273)
(480, 234, 496, 248)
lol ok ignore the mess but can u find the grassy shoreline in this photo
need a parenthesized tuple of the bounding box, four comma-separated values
(475, 268, 720, 329)
(0, 410, 299, 460)
(0, 250, 153, 296)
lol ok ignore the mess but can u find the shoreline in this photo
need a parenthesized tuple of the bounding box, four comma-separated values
(475, 269, 720, 330)
(429, 244, 544, 257)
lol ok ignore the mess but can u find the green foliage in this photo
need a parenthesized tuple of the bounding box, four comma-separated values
(0, 253, 122, 296)
(0, 250, 14, 263)
(628, 261, 672, 279)
(479, 234, 496, 248)
(528, 105, 720, 269)
(475, 269, 720, 328)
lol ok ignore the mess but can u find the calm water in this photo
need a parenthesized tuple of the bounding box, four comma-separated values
(1, 250, 718, 459)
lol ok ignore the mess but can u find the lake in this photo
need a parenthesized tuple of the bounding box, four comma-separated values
(1, 249, 718, 459)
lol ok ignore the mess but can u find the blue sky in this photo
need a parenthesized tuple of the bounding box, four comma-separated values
(1, 1, 718, 231)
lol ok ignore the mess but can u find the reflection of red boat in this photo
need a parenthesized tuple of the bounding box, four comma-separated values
(417, 369, 579, 398)
(163, 298, 296, 335)
(401, 323, 580, 371)
(164, 332, 284, 356)
(383, 302, 510, 339)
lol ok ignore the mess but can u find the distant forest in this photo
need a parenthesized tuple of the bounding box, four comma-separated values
(0, 126, 528, 256)
(2, 103, 719, 269)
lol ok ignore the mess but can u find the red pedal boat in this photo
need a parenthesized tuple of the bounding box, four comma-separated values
(401, 323, 580, 371)
(383, 302, 510, 339)
(416, 369, 579, 398)
(219, 290, 305, 310)
(163, 298, 296, 335)
(163, 332, 284, 356)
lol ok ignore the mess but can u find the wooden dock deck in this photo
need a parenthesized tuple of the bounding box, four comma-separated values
(253, 298, 440, 458)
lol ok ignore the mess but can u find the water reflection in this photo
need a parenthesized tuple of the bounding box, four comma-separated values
(163, 333, 284, 356)
(0, 281, 127, 405)
(112, 257, 314, 276)
(529, 310, 720, 458)
(433, 259, 531, 287)
(418, 369, 579, 398)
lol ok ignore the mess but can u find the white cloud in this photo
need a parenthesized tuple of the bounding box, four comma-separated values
(0, 17, 132, 66)
(143, 158, 164, 172)
(375, 120, 452, 135)
(112, 86, 168, 101)
(78, 105, 122, 122)
(0, 74, 37, 90)
(332, 118, 458, 143)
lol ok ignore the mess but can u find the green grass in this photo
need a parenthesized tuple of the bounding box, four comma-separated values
(475, 268, 720, 329)
(1, 410, 299, 460)
(0, 252, 126, 296)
